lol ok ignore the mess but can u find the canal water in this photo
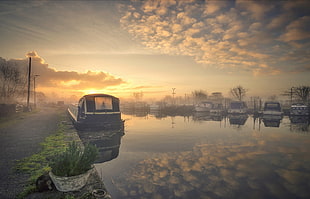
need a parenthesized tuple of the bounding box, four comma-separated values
(92, 112, 310, 199)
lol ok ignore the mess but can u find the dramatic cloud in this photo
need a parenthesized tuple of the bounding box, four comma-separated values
(120, 0, 310, 75)
(11, 51, 126, 96)
(278, 16, 310, 42)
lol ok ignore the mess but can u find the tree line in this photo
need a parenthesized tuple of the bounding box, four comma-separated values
(192, 85, 309, 104)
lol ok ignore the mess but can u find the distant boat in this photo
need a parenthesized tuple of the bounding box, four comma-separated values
(228, 101, 247, 114)
(150, 104, 160, 112)
(195, 101, 213, 112)
(290, 104, 309, 116)
(68, 94, 124, 130)
(210, 103, 224, 115)
(262, 101, 283, 116)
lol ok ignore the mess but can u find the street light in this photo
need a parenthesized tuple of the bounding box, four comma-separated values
(33, 75, 40, 108)
(26, 57, 32, 111)
(172, 88, 176, 105)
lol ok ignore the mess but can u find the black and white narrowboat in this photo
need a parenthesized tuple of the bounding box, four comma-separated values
(68, 94, 123, 130)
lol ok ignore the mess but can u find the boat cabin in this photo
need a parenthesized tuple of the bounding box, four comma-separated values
(290, 104, 309, 116)
(228, 101, 247, 114)
(195, 101, 213, 112)
(68, 94, 123, 130)
(210, 103, 224, 115)
(263, 101, 282, 116)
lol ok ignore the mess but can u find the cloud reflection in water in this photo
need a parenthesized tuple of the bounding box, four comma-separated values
(114, 134, 310, 199)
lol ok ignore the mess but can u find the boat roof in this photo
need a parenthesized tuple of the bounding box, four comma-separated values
(230, 101, 245, 104)
(200, 101, 213, 103)
(264, 101, 281, 104)
(82, 94, 118, 99)
(291, 104, 308, 108)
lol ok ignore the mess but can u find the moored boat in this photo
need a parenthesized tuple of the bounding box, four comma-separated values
(262, 101, 283, 116)
(68, 94, 123, 130)
(227, 101, 247, 114)
(290, 104, 309, 116)
(195, 101, 213, 112)
(210, 103, 224, 115)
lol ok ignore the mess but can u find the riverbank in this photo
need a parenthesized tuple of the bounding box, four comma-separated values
(0, 107, 62, 199)
(25, 116, 112, 199)
(0, 107, 111, 199)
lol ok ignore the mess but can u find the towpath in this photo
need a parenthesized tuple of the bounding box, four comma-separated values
(0, 107, 62, 199)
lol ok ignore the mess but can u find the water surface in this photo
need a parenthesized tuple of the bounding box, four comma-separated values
(93, 113, 310, 199)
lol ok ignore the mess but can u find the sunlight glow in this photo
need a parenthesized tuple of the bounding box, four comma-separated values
(82, 89, 106, 95)
(1, 0, 309, 103)
(60, 80, 81, 87)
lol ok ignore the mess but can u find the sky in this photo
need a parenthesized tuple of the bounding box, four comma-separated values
(0, 0, 309, 101)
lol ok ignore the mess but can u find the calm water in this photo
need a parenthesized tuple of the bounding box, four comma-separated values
(92, 112, 310, 199)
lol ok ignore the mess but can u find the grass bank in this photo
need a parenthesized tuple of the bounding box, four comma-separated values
(14, 112, 67, 198)
(14, 110, 101, 199)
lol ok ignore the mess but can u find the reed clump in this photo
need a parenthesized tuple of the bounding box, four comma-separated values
(50, 141, 98, 177)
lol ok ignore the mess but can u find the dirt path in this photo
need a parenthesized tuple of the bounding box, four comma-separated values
(0, 107, 64, 199)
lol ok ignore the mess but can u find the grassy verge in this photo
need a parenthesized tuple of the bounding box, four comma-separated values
(14, 114, 67, 198)
(13, 108, 99, 199)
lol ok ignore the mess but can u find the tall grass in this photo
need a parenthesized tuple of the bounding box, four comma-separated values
(50, 141, 98, 177)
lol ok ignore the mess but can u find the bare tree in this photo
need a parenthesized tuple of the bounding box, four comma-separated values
(293, 86, 310, 104)
(162, 95, 173, 105)
(192, 90, 208, 104)
(36, 92, 47, 104)
(133, 91, 143, 102)
(282, 86, 310, 104)
(268, 95, 278, 101)
(230, 85, 247, 101)
(0, 59, 26, 103)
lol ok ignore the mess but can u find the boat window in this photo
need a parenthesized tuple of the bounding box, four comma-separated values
(86, 97, 95, 112)
(265, 103, 280, 111)
(230, 102, 242, 109)
(95, 97, 113, 111)
(199, 102, 213, 108)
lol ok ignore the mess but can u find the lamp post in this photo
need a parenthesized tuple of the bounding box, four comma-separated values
(290, 87, 295, 105)
(33, 75, 40, 108)
(172, 88, 176, 105)
(26, 57, 31, 111)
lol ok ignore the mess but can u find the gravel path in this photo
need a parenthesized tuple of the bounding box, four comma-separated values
(0, 107, 63, 199)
